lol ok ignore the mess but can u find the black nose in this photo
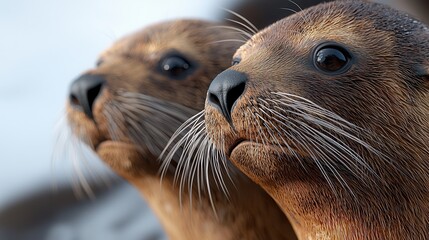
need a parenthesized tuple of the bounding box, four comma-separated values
(207, 69, 247, 123)
(69, 74, 106, 119)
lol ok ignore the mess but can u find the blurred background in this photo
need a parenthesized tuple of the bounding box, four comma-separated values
(0, 0, 428, 239)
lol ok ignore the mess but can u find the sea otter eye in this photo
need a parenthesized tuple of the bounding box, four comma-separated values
(314, 44, 352, 74)
(232, 57, 241, 66)
(160, 55, 192, 79)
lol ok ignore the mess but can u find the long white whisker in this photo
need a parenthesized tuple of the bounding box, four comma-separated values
(209, 25, 252, 40)
(224, 19, 255, 38)
(222, 8, 259, 34)
(209, 39, 247, 45)
(286, 0, 312, 24)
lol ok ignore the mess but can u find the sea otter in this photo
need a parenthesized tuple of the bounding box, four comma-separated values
(171, 1, 429, 239)
(65, 19, 296, 239)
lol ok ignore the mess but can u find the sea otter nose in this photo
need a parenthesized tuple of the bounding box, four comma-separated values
(69, 74, 106, 119)
(207, 69, 247, 123)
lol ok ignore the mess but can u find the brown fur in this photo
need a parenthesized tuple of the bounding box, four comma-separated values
(205, 1, 429, 239)
(66, 20, 296, 239)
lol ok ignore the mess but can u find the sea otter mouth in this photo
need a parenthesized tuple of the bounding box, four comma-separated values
(67, 104, 129, 154)
(95, 140, 134, 152)
(227, 139, 301, 159)
(93, 139, 110, 151)
(228, 138, 247, 156)
(93, 139, 136, 154)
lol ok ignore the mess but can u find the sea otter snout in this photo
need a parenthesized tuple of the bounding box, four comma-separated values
(69, 73, 106, 119)
(207, 69, 247, 123)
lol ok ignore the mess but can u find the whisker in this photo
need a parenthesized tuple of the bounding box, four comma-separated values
(271, 92, 389, 158)
(224, 19, 255, 38)
(209, 25, 252, 40)
(209, 133, 230, 198)
(287, 0, 304, 11)
(70, 131, 96, 199)
(189, 134, 209, 202)
(160, 111, 205, 178)
(178, 123, 206, 191)
(262, 99, 378, 177)
(292, 120, 358, 198)
(52, 113, 70, 191)
(280, 7, 299, 14)
(254, 91, 393, 198)
(104, 102, 126, 141)
(112, 90, 198, 158)
(286, 0, 312, 24)
(208, 127, 235, 194)
(209, 39, 247, 45)
(222, 8, 259, 34)
(180, 125, 206, 209)
(160, 109, 233, 214)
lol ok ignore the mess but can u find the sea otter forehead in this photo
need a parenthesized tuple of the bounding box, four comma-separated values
(236, 1, 407, 61)
(100, 20, 219, 62)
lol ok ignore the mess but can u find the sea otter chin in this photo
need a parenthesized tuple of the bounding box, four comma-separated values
(203, 1, 429, 239)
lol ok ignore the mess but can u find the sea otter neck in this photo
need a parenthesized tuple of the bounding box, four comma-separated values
(127, 171, 226, 240)
(105, 150, 202, 239)
(127, 163, 276, 240)
(269, 178, 429, 239)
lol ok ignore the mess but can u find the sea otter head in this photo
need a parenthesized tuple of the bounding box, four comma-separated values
(63, 19, 240, 178)
(202, 1, 429, 238)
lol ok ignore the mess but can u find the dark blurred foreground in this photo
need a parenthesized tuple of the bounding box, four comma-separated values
(0, 179, 166, 240)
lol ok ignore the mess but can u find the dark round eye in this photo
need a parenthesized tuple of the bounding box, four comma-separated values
(160, 55, 191, 79)
(231, 57, 241, 66)
(314, 44, 352, 74)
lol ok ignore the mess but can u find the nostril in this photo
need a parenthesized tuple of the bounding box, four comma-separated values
(70, 94, 80, 107)
(86, 83, 104, 111)
(208, 92, 221, 108)
(226, 81, 246, 115)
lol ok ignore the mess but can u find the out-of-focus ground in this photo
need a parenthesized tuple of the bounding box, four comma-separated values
(0, 0, 428, 239)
